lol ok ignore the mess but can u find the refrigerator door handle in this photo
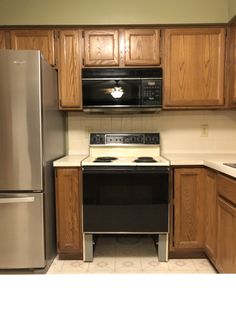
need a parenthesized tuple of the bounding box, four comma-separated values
(0, 197, 35, 204)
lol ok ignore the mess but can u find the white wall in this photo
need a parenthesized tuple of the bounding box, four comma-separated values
(228, 0, 236, 20)
(68, 110, 236, 155)
(0, 0, 229, 25)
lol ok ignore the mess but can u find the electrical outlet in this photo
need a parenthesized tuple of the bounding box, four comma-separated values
(200, 124, 208, 137)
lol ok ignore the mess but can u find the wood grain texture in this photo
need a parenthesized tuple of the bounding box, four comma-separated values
(163, 28, 225, 108)
(83, 29, 119, 66)
(174, 168, 205, 249)
(205, 169, 217, 262)
(58, 30, 82, 109)
(226, 24, 236, 107)
(217, 173, 236, 205)
(0, 30, 6, 49)
(217, 197, 236, 273)
(55, 168, 83, 259)
(10, 29, 55, 65)
(124, 29, 160, 65)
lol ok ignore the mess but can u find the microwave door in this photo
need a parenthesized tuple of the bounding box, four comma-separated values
(82, 79, 141, 109)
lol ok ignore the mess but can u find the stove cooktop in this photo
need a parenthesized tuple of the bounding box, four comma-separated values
(82, 155, 169, 166)
(82, 132, 170, 167)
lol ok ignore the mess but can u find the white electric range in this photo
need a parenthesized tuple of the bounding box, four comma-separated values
(82, 133, 170, 263)
(82, 133, 170, 166)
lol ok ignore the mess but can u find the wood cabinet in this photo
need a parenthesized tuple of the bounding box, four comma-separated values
(216, 174, 236, 273)
(82, 28, 161, 67)
(163, 28, 226, 108)
(173, 167, 205, 250)
(226, 24, 236, 107)
(10, 30, 55, 65)
(124, 29, 160, 65)
(55, 167, 83, 259)
(0, 30, 6, 49)
(83, 29, 119, 66)
(58, 30, 82, 109)
(205, 169, 217, 262)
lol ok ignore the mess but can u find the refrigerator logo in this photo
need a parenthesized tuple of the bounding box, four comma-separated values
(13, 60, 26, 65)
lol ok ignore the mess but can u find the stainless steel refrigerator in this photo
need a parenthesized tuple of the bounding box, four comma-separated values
(0, 50, 65, 270)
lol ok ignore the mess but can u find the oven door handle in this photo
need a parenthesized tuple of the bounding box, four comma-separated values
(82, 166, 169, 174)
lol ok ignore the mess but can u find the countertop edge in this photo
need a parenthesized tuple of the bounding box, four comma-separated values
(53, 154, 236, 179)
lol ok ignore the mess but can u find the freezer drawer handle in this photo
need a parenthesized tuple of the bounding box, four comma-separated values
(0, 197, 35, 204)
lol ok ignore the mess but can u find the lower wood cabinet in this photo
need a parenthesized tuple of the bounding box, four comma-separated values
(217, 197, 236, 273)
(205, 169, 217, 263)
(173, 167, 205, 251)
(216, 174, 236, 273)
(55, 167, 83, 259)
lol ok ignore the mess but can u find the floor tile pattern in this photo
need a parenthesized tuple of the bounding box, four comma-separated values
(47, 235, 217, 274)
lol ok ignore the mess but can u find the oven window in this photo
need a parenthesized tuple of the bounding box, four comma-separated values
(83, 170, 169, 233)
(82, 79, 140, 107)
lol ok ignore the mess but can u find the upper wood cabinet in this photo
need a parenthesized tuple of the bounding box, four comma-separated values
(55, 167, 83, 259)
(205, 169, 217, 263)
(58, 30, 82, 109)
(173, 167, 205, 249)
(10, 30, 55, 66)
(0, 30, 6, 49)
(226, 24, 236, 108)
(124, 29, 160, 65)
(83, 29, 119, 66)
(163, 28, 226, 108)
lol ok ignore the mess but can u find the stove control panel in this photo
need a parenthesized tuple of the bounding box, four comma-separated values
(90, 133, 160, 145)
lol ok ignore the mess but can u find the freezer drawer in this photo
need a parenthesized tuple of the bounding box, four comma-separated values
(0, 193, 45, 269)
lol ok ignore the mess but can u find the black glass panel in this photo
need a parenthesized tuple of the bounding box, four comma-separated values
(82, 79, 140, 107)
(83, 169, 169, 233)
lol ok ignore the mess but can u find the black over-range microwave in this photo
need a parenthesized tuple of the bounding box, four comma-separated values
(82, 68, 162, 113)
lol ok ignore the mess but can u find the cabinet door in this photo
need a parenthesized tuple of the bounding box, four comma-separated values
(55, 168, 83, 259)
(174, 168, 205, 249)
(58, 30, 82, 109)
(227, 25, 236, 108)
(124, 29, 160, 65)
(205, 169, 217, 262)
(10, 30, 55, 65)
(83, 29, 119, 66)
(0, 30, 6, 49)
(163, 28, 225, 108)
(217, 197, 236, 273)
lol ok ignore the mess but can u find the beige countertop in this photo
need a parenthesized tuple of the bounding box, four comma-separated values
(163, 153, 236, 178)
(53, 154, 88, 167)
(53, 153, 236, 178)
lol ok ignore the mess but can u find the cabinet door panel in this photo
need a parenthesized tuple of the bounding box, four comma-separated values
(205, 169, 217, 261)
(174, 168, 205, 249)
(217, 197, 236, 273)
(0, 30, 6, 49)
(124, 29, 160, 65)
(163, 28, 225, 108)
(55, 168, 83, 258)
(59, 30, 81, 109)
(83, 29, 119, 66)
(10, 30, 55, 65)
(227, 25, 236, 107)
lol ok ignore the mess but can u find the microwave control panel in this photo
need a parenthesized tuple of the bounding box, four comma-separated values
(142, 79, 162, 106)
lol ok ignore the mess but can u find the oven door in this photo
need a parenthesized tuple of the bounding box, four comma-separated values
(83, 166, 169, 233)
(82, 79, 141, 111)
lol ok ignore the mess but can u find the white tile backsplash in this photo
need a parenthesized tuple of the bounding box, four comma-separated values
(67, 110, 236, 155)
